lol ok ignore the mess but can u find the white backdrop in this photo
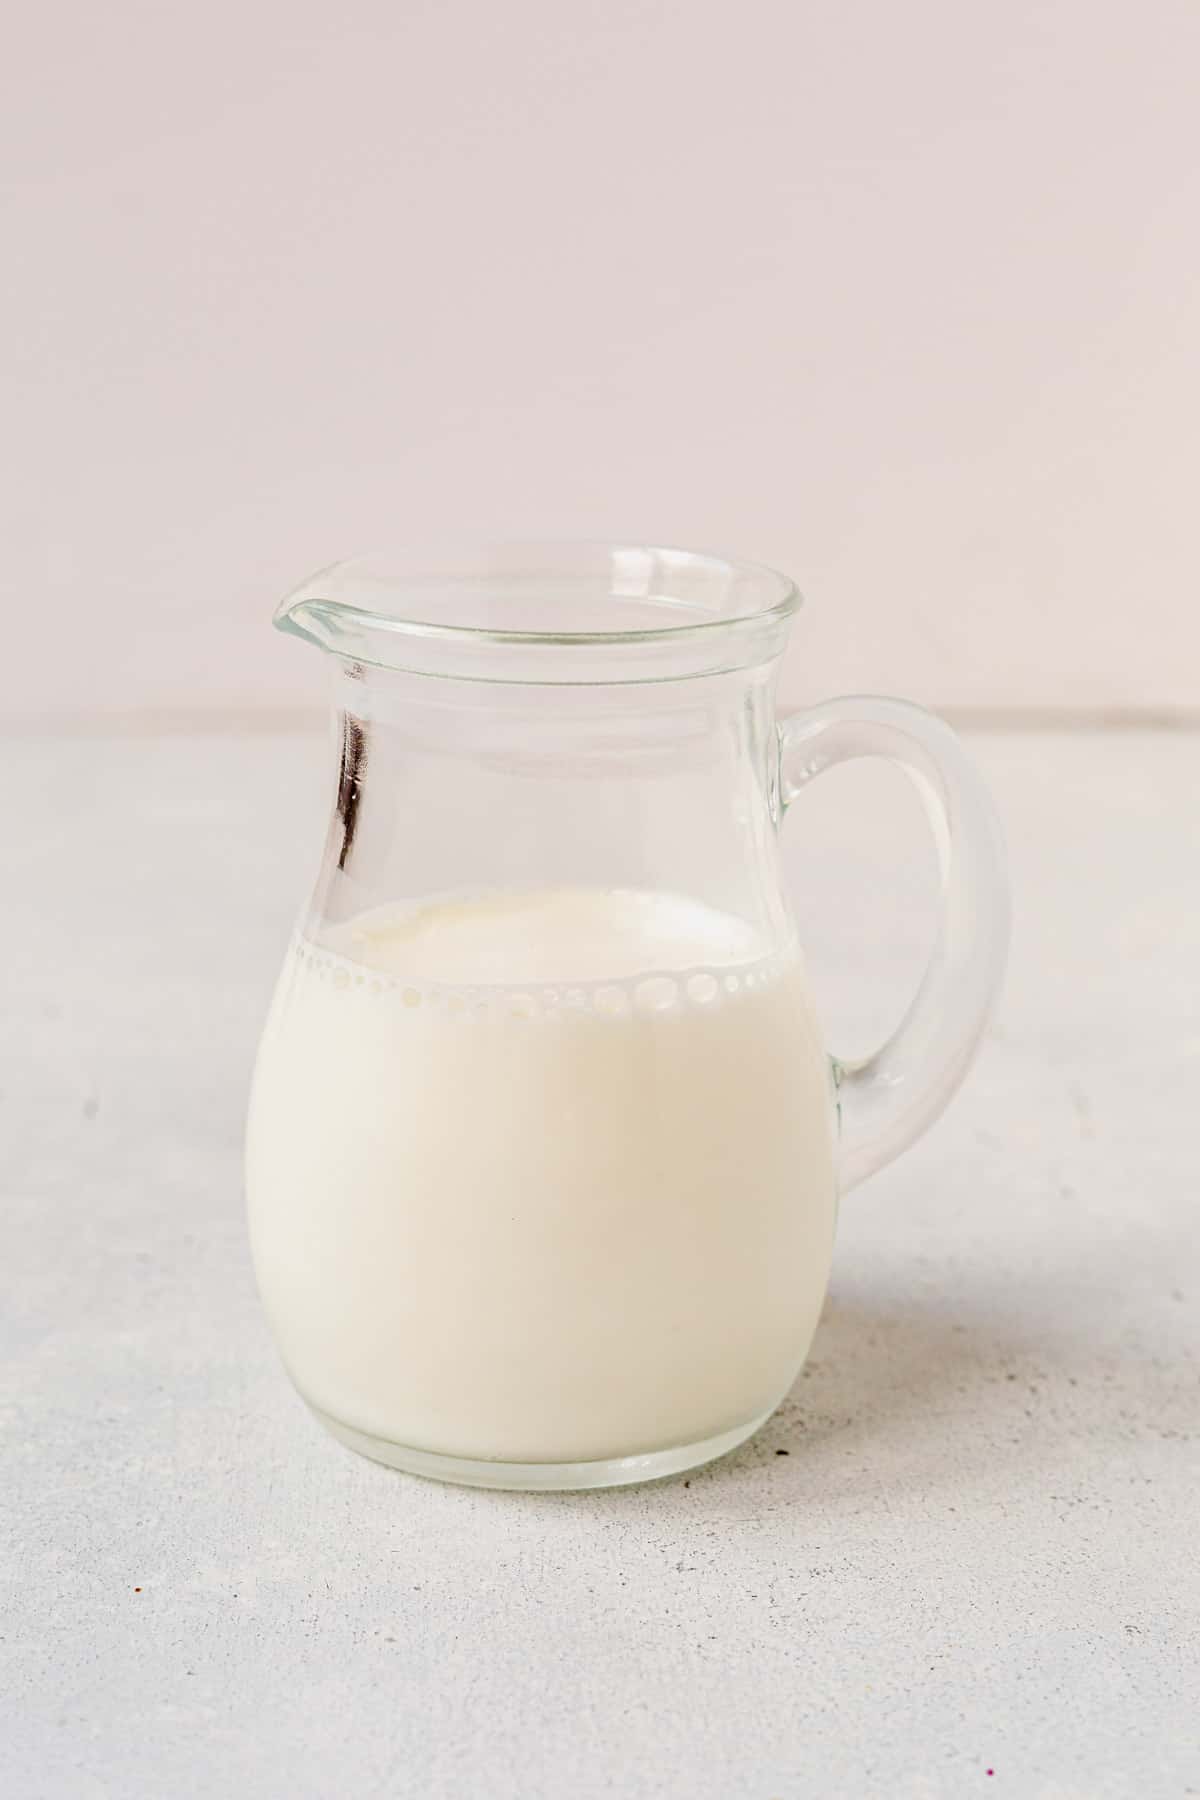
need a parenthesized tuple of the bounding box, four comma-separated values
(4, 0, 1197, 722)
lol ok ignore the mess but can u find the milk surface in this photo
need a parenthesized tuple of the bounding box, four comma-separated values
(246, 889, 837, 1464)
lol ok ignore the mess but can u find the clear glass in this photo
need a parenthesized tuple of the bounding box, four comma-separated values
(246, 542, 1009, 1490)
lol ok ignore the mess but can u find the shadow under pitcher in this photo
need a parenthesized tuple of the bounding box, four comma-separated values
(245, 542, 1010, 1490)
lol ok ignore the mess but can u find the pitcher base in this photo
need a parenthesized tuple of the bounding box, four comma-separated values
(306, 1402, 772, 1491)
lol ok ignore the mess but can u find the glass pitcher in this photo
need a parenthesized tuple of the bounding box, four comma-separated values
(246, 542, 1008, 1490)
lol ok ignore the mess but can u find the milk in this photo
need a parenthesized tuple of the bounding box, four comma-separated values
(246, 889, 837, 1467)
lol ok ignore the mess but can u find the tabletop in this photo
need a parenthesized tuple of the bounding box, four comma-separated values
(2, 727, 1197, 1800)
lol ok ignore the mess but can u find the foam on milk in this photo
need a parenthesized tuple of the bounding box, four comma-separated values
(247, 888, 837, 1466)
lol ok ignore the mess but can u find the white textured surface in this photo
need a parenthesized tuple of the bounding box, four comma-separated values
(2, 730, 1198, 1798)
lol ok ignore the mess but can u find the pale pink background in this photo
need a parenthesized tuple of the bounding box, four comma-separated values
(4, 0, 1197, 721)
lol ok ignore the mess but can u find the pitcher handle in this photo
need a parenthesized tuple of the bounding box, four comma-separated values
(778, 696, 1010, 1191)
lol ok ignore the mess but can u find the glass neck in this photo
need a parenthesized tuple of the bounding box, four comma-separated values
(306, 658, 790, 944)
(329, 654, 779, 740)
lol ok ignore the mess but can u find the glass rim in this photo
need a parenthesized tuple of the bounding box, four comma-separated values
(277, 540, 802, 649)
